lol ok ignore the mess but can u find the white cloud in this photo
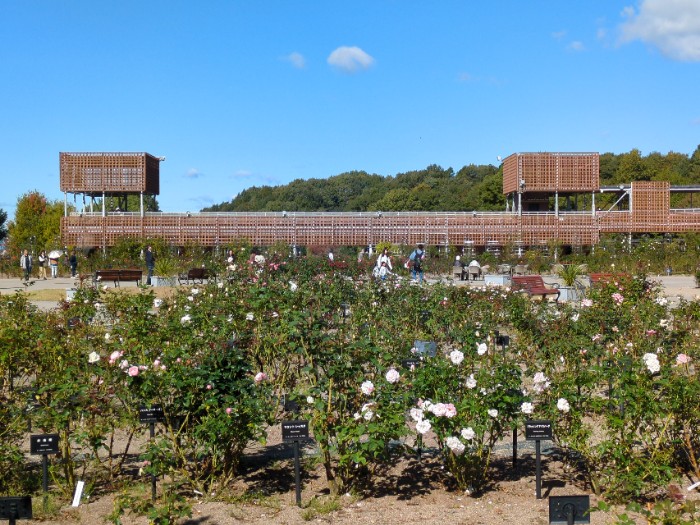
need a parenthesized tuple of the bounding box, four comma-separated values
(185, 168, 202, 178)
(619, 0, 700, 61)
(568, 41, 585, 52)
(552, 30, 567, 40)
(327, 46, 375, 73)
(284, 52, 306, 69)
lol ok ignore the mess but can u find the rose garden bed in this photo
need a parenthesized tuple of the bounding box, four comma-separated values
(0, 257, 698, 524)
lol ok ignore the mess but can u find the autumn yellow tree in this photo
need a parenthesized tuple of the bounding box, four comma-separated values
(6, 191, 70, 258)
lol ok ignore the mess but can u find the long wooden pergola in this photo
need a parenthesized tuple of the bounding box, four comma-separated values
(59, 152, 700, 249)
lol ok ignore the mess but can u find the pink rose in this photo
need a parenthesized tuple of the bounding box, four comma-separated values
(128, 366, 139, 377)
(226, 407, 233, 415)
(254, 372, 267, 383)
(676, 353, 691, 365)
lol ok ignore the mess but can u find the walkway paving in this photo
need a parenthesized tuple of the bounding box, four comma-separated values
(1, 273, 698, 310)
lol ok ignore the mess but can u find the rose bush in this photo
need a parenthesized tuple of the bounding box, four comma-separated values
(0, 255, 698, 512)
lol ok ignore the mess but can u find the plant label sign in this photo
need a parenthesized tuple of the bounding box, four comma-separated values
(30, 433, 60, 455)
(413, 340, 437, 357)
(548, 495, 590, 524)
(525, 419, 553, 441)
(139, 404, 165, 424)
(282, 420, 309, 442)
(0, 496, 33, 520)
(402, 358, 422, 369)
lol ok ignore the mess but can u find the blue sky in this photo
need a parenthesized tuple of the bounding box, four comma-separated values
(1, 1, 699, 219)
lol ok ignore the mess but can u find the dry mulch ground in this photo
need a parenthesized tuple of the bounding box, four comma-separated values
(33, 426, 698, 524)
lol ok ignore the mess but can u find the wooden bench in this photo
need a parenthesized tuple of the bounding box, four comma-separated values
(178, 267, 215, 285)
(511, 275, 560, 302)
(94, 269, 142, 287)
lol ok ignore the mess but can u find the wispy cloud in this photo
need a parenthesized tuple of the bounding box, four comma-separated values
(552, 30, 585, 52)
(327, 46, 375, 73)
(691, 117, 700, 125)
(284, 51, 306, 69)
(457, 72, 502, 86)
(619, 0, 700, 61)
(185, 168, 203, 178)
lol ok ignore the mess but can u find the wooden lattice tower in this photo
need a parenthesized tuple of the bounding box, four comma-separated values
(59, 151, 700, 249)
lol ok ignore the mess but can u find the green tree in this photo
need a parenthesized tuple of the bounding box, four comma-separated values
(99, 194, 159, 212)
(7, 191, 71, 257)
(0, 209, 7, 244)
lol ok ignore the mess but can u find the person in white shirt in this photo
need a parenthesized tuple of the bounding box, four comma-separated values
(375, 248, 393, 272)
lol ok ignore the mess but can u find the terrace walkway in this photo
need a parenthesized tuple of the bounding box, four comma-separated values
(0, 274, 697, 310)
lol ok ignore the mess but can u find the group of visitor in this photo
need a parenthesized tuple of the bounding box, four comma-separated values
(18, 248, 74, 280)
(370, 244, 426, 283)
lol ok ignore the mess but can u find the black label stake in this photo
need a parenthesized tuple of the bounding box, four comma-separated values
(525, 420, 553, 500)
(30, 434, 60, 500)
(282, 420, 309, 507)
(139, 405, 165, 502)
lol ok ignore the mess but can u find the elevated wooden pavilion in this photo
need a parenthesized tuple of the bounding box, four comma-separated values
(60, 152, 700, 249)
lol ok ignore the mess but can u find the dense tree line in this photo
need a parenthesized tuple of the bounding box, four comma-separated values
(203, 147, 700, 213)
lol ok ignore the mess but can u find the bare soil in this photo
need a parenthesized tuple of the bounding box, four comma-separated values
(34, 425, 698, 525)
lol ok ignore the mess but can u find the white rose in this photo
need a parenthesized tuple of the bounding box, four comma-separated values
(446, 436, 465, 456)
(461, 427, 475, 440)
(409, 407, 424, 422)
(385, 368, 400, 384)
(520, 402, 534, 415)
(415, 419, 432, 434)
(449, 350, 464, 365)
(557, 398, 570, 413)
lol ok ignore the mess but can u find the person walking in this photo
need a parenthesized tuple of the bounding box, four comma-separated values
(20, 249, 33, 281)
(38, 250, 47, 280)
(410, 244, 426, 284)
(145, 245, 155, 285)
(377, 248, 394, 272)
(68, 251, 78, 277)
(49, 253, 59, 278)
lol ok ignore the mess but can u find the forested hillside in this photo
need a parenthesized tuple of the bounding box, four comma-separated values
(203, 148, 700, 212)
